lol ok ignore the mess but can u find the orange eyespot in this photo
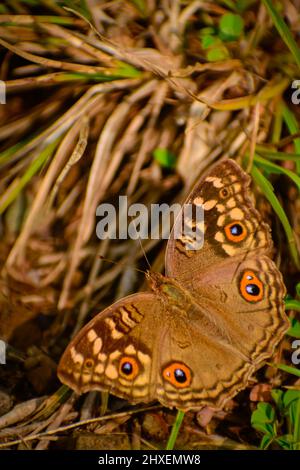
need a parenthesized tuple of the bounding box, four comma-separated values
(224, 221, 247, 242)
(84, 358, 94, 369)
(240, 270, 263, 302)
(119, 356, 139, 380)
(162, 362, 192, 389)
(219, 187, 230, 199)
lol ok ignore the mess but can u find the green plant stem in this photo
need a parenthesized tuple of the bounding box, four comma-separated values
(251, 165, 300, 269)
(166, 410, 185, 450)
(262, 0, 300, 71)
(0, 139, 59, 215)
(285, 299, 300, 312)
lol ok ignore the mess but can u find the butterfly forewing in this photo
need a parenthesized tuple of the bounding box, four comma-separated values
(166, 159, 273, 279)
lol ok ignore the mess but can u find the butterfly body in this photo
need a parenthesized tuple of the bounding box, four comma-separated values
(58, 159, 289, 411)
(146, 271, 192, 312)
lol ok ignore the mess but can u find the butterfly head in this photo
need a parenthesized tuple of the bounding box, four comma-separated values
(145, 270, 177, 295)
(145, 270, 166, 291)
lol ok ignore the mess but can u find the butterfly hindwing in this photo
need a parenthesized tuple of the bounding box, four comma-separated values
(58, 293, 162, 404)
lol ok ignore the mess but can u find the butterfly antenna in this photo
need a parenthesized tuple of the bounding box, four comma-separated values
(98, 256, 146, 275)
(137, 237, 151, 270)
(128, 214, 152, 270)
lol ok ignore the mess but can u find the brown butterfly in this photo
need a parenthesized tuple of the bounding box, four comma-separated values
(57, 159, 289, 411)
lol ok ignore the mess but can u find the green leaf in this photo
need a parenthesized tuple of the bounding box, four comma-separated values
(255, 148, 300, 162)
(269, 362, 300, 378)
(275, 434, 294, 450)
(199, 27, 215, 37)
(207, 46, 230, 62)
(260, 433, 274, 449)
(251, 402, 276, 436)
(254, 154, 300, 191)
(252, 419, 274, 436)
(271, 389, 284, 411)
(0, 139, 60, 215)
(153, 149, 177, 168)
(0, 134, 37, 167)
(115, 61, 142, 78)
(285, 299, 300, 312)
(251, 165, 300, 269)
(286, 318, 300, 338)
(282, 104, 300, 174)
(292, 397, 300, 448)
(219, 13, 244, 41)
(201, 34, 220, 50)
(262, 0, 300, 71)
(199, 31, 230, 61)
(288, 399, 300, 431)
(282, 390, 300, 410)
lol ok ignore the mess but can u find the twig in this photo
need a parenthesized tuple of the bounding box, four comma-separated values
(0, 405, 161, 449)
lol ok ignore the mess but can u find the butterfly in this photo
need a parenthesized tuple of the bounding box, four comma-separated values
(57, 159, 289, 411)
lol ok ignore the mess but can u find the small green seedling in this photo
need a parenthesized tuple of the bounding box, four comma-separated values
(251, 389, 300, 450)
(153, 148, 177, 169)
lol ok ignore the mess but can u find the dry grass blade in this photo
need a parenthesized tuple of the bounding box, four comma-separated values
(0, 397, 47, 431)
(48, 115, 90, 208)
(0, 37, 112, 74)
